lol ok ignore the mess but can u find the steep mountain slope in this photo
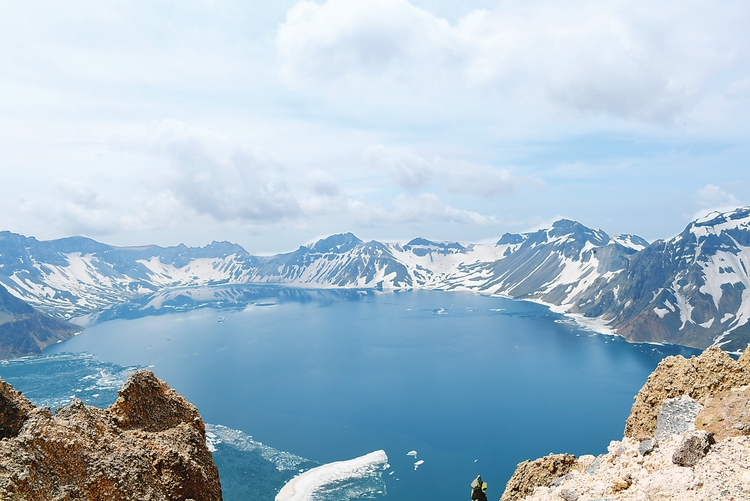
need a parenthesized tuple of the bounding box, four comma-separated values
(2, 208, 750, 350)
(570, 208, 750, 351)
(0, 231, 256, 318)
(0, 283, 82, 358)
(436, 220, 642, 313)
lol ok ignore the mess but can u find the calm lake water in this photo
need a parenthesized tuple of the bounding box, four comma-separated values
(4, 288, 699, 501)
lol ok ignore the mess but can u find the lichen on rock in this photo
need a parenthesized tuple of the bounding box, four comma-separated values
(0, 369, 222, 500)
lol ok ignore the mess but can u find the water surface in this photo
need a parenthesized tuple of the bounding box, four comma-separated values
(18, 287, 699, 500)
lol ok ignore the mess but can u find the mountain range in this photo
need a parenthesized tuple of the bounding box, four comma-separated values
(1, 207, 749, 353)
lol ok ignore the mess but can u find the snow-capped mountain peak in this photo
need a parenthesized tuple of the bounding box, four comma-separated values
(4, 210, 750, 351)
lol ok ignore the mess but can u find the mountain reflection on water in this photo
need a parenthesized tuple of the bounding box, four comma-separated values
(87, 285, 374, 323)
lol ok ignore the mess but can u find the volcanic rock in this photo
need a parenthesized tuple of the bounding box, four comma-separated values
(0, 369, 222, 500)
(672, 430, 714, 467)
(623, 345, 750, 438)
(695, 384, 750, 441)
(500, 453, 577, 501)
(0, 378, 33, 439)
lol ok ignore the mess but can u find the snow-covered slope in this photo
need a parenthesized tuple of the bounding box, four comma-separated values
(0, 232, 257, 318)
(569, 208, 750, 351)
(4, 208, 750, 350)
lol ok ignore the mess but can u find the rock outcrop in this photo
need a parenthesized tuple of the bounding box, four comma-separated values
(623, 346, 750, 438)
(500, 453, 578, 501)
(501, 345, 750, 500)
(0, 369, 222, 500)
(695, 385, 750, 440)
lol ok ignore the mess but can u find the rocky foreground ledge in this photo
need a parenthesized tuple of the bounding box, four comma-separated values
(501, 346, 750, 501)
(0, 370, 222, 500)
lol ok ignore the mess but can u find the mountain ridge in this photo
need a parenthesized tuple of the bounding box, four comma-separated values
(0, 283, 83, 358)
(2, 208, 750, 351)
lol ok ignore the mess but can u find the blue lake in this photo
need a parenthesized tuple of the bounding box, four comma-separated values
(2, 288, 698, 501)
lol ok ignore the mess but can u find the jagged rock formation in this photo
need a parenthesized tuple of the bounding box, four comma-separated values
(501, 345, 750, 500)
(624, 346, 750, 437)
(0, 283, 82, 359)
(0, 369, 222, 500)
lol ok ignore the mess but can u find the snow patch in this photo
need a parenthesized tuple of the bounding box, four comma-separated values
(654, 307, 670, 319)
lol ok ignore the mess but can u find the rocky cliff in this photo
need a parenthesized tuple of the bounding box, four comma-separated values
(501, 346, 750, 501)
(0, 283, 82, 359)
(0, 369, 222, 500)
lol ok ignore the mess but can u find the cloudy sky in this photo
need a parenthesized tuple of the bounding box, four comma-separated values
(1, 0, 748, 253)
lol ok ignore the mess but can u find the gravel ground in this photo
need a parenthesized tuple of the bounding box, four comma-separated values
(521, 434, 750, 501)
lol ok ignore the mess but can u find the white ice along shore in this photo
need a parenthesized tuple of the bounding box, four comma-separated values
(275, 450, 389, 501)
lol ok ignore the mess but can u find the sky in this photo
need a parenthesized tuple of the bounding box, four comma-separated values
(1, 0, 749, 254)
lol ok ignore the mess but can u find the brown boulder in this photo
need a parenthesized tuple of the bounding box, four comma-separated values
(500, 453, 577, 501)
(0, 369, 222, 500)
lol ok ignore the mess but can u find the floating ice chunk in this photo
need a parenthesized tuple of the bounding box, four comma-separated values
(407, 450, 417, 457)
(414, 460, 424, 470)
(389, 471, 394, 475)
(275, 450, 388, 501)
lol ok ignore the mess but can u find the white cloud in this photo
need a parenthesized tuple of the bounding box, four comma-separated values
(18, 178, 186, 239)
(277, 0, 750, 122)
(391, 193, 496, 225)
(363, 145, 435, 190)
(694, 184, 743, 217)
(152, 121, 302, 223)
(364, 144, 519, 196)
(349, 193, 497, 227)
(277, 0, 459, 86)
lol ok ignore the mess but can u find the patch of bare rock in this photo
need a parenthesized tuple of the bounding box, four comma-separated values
(501, 345, 750, 501)
(0, 369, 222, 501)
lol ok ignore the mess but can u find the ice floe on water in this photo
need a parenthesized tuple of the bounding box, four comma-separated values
(275, 450, 389, 501)
(205, 424, 310, 471)
(413, 460, 424, 470)
(205, 424, 321, 500)
(406, 450, 417, 457)
(0, 352, 139, 409)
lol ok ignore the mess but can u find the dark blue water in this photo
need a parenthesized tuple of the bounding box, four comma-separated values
(4, 288, 699, 501)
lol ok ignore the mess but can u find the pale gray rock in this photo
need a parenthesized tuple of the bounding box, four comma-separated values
(559, 488, 579, 501)
(638, 439, 655, 456)
(655, 395, 703, 442)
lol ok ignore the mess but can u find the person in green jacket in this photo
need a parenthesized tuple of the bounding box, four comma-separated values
(471, 475, 488, 501)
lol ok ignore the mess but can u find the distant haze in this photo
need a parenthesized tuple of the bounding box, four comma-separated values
(0, 1, 748, 253)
